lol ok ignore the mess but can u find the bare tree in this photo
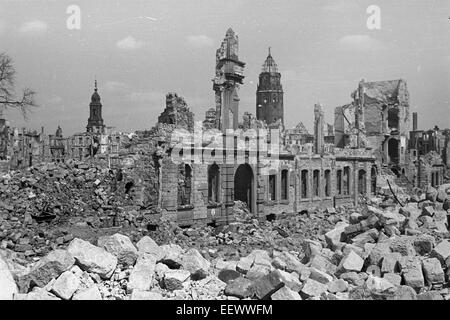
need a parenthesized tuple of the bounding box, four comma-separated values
(0, 53, 37, 119)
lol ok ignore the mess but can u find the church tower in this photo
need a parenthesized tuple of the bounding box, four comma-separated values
(256, 48, 284, 126)
(213, 28, 245, 132)
(86, 80, 105, 134)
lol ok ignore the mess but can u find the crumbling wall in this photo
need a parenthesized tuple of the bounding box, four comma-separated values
(157, 93, 194, 131)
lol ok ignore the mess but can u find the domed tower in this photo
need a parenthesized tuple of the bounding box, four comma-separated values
(86, 80, 105, 134)
(256, 48, 284, 125)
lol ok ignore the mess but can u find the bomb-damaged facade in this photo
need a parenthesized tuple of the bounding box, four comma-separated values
(0, 28, 447, 227)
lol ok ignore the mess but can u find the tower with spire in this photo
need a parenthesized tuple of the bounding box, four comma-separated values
(86, 79, 105, 134)
(256, 48, 284, 126)
(213, 28, 245, 132)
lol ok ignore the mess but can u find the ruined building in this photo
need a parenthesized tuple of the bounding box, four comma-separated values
(353, 79, 410, 170)
(407, 113, 449, 188)
(149, 29, 377, 226)
(158, 93, 195, 131)
(256, 48, 284, 126)
(48, 126, 66, 163)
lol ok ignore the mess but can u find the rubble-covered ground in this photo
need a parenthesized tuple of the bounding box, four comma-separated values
(1, 161, 450, 300)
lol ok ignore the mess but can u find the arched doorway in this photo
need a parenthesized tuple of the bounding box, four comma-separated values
(234, 164, 253, 212)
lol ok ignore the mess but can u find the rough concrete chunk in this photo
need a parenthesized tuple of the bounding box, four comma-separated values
(271, 286, 302, 300)
(327, 279, 348, 293)
(127, 254, 156, 293)
(432, 240, 450, 263)
(28, 249, 75, 287)
(236, 255, 254, 274)
(163, 269, 190, 291)
(67, 238, 117, 279)
(276, 270, 302, 292)
(224, 277, 255, 299)
(368, 241, 392, 266)
(381, 252, 402, 274)
(414, 234, 435, 256)
(337, 251, 364, 274)
(390, 236, 416, 257)
(325, 222, 348, 249)
(301, 278, 328, 298)
(309, 267, 334, 284)
(180, 248, 211, 280)
(51, 271, 80, 300)
(159, 244, 184, 268)
(390, 285, 417, 300)
(401, 257, 424, 290)
(72, 285, 102, 300)
(218, 269, 241, 284)
(422, 258, 445, 285)
(136, 236, 163, 261)
(253, 270, 285, 299)
(365, 275, 395, 292)
(246, 264, 271, 280)
(97, 233, 138, 267)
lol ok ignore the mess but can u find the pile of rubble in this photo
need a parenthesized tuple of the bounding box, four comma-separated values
(0, 160, 150, 260)
(0, 181, 448, 300)
(1, 157, 449, 300)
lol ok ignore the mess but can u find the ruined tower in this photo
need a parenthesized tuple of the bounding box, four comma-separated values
(213, 28, 245, 132)
(86, 80, 105, 134)
(314, 103, 325, 154)
(256, 48, 284, 126)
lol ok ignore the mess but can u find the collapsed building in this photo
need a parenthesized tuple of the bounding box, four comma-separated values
(147, 29, 377, 226)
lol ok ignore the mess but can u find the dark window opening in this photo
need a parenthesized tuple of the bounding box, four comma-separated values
(281, 169, 288, 200)
(301, 170, 308, 199)
(324, 170, 331, 197)
(313, 170, 320, 197)
(178, 164, 192, 206)
(269, 174, 276, 201)
(387, 108, 399, 130)
(343, 167, 350, 195)
(388, 138, 399, 164)
(337, 170, 342, 195)
(358, 170, 367, 195)
(208, 164, 220, 203)
(371, 166, 377, 194)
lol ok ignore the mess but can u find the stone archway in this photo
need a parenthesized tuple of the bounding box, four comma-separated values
(234, 164, 254, 212)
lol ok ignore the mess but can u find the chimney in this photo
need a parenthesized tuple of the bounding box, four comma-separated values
(413, 112, 418, 131)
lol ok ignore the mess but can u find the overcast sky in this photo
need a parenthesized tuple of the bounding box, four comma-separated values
(1, 0, 450, 135)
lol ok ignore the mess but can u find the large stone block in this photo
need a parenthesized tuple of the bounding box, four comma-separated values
(67, 238, 117, 279)
(422, 258, 445, 285)
(127, 254, 157, 293)
(97, 233, 138, 267)
(180, 249, 211, 280)
(51, 271, 80, 300)
(0, 253, 17, 299)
